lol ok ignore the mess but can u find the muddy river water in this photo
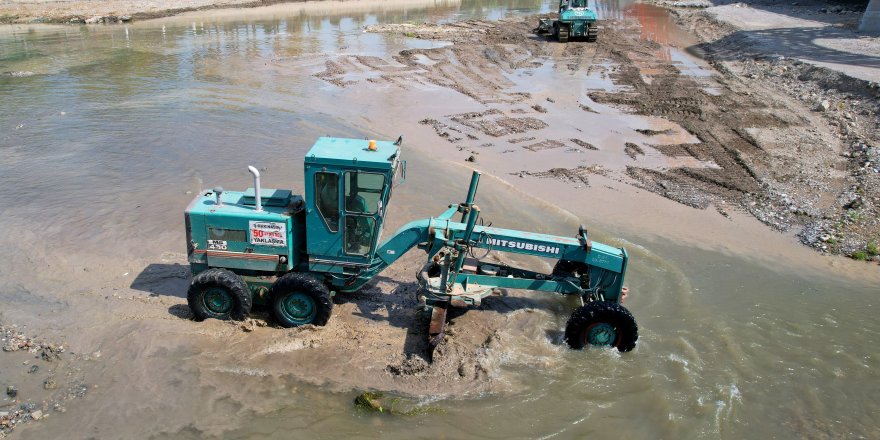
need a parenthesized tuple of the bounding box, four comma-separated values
(1, 0, 879, 438)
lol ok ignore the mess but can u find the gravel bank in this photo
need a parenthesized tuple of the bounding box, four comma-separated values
(668, 0, 880, 259)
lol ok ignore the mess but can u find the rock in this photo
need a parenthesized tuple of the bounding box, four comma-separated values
(0, 411, 8, 418)
(353, 391, 441, 415)
(119, 16, 132, 22)
(3, 71, 35, 78)
(85, 15, 105, 24)
(6, 386, 16, 398)
(28, 365, 38, 374)
(819, 8, 827, 13)
(817, 100, 831, 111)
(666, 0, 710, 7)
(844, 197, 863, 210)
(354, 392, 385, 412)
(30, 410, 43, 420)
(830, 5, 842, 13)
(44, 378, 58, 390)
(465, 155, 476, 162)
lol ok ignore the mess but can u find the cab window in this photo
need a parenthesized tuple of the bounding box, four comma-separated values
(344, 172, 385, 214)
(315, 172, 339, 232)
(344, 216, 376, 256)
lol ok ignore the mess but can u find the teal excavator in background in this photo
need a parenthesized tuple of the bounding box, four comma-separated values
(535, 0, 599, 43)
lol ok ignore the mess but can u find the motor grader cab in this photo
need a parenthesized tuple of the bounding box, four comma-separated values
(184, 136, 638, 356)
(304, 137, 404, 271)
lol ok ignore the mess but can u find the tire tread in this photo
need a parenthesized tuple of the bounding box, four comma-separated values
(269, 273, 333, 327)
(187, 268, 252, 321)
(565, 301, 638, 352)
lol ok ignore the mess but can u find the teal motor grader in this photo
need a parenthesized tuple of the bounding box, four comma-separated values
(535, 0, 599, 43)
(184, 137, 637, 352)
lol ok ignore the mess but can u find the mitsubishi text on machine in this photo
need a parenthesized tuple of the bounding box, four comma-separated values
(482, 237, 560, 255)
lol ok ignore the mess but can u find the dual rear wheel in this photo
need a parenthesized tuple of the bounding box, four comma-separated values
(187, 270, 332, 327)
(187, 268, 252, 321)
(268, 273, 333, 327)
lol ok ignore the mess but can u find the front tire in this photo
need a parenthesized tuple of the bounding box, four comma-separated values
(269, 273, 333, 327)
(565, 301, 638, 352)
(187, 268, 252, 321)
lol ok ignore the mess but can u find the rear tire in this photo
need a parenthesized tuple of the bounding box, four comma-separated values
(269, 273, 333, 327)
(565, 301, 638, 352)
(187, 268, 252, 321)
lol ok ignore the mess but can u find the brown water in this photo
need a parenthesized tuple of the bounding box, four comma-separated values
(1, 0, 879, 438)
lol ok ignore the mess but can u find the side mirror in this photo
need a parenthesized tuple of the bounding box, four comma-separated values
(397, 160, 407, 185)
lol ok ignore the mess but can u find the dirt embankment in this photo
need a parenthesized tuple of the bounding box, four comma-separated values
(353, 12, 880, 261)
(0, 0, 308, 24)
(667, 1, 880, 258)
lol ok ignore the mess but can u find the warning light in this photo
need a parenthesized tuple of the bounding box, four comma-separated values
(368, 140, 377, 151)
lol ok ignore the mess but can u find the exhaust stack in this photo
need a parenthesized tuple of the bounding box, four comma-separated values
(247, 166, 263, 212)
(213, 187, 224, 206)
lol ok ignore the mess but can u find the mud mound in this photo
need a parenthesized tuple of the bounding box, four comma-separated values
(154, 252, 570, 398)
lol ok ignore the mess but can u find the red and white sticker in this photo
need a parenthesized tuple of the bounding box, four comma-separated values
(249, 221, 287, 247)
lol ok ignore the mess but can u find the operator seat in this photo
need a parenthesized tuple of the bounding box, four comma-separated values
(345, 194, 373, 255)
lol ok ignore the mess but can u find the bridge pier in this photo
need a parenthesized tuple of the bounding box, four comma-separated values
(861, 0, 880, 33)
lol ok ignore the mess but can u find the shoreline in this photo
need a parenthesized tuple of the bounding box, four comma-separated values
(0, 0, 319, 24)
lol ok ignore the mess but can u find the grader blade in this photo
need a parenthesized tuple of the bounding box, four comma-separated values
(427, 304, 448, 359)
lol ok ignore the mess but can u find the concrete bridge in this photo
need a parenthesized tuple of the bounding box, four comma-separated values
(863, 0, 880, 33)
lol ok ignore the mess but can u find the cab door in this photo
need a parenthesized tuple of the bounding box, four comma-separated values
(341, 170, 387, 259)
(306, 169, 344, 260)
